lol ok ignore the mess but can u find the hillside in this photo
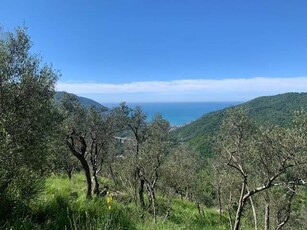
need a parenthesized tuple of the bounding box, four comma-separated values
(55, 91, 107, 110)
(171, 92, 307, 154)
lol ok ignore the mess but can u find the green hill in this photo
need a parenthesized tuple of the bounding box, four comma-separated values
(171, 92, 307, 155)
(55, 91, 107, 110)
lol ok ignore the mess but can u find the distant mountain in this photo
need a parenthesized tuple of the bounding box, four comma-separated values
(171, 92, 307, 155)
(54, 91, 107, 110)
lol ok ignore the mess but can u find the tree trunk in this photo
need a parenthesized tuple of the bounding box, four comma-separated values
(227, 191, 234, 230)
(249, 194, 258, 230)
(233, 182, 246, 230)
(92, 171, 100, 196)
(146, 184, 157, 223)
(197, 202, 205, 217)
(275, 188, 295, 230)
(265, 202, 270, 230)
(67, 136, 92, 199)
(67, 168, 73, 180)
(217, 184, 222, 222)
(139, 178, 145, 208)
(185, 187, 189, 200)
(146, 184, 152, 208)
(76, 155, 92, 199)
(109, 166, 117, 186)
(90, 142, 100, 196)
(66, 135, 92, 199)
(264, 192, 270, 230)
(133, 173, 138, 206)
(151, 188, 157, 223)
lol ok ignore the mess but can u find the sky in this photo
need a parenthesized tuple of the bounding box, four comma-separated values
(1, 0, 307, 102)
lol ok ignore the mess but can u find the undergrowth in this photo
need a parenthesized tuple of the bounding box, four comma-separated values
(1, 173, 228, 230)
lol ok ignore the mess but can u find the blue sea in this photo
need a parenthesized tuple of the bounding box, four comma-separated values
(104, 102, 240, 126)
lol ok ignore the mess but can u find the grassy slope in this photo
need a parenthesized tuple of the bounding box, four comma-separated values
(171, 92, 307, 154)
(5, 174, 228, 230)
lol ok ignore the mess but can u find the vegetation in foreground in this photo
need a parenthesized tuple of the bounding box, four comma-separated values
(1, 27, 307, 230)
(2, 174, 228, 230)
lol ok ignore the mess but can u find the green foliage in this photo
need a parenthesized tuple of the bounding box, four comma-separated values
(171, 92, 307, 156)
(0, 27, 59, 218)
(214, 108, 307, 230)
(2, 25, 306, 230)
(1, 174, 229, 230)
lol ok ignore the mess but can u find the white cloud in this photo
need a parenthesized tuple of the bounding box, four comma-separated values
(56, 77, 307, 102)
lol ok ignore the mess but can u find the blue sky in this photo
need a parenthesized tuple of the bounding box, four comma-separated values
(1, 0, 307, 102)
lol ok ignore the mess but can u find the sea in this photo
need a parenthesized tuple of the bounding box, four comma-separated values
(104, 102, 241, 126)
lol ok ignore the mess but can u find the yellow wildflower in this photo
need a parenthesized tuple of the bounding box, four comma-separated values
(107, 191, 112, 210)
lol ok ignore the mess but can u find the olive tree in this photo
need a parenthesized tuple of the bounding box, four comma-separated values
(88, 106, 124, 195)
(161, 144, 201, 200)
(0, 27, 59, 214)
(139, 114, 170, 222)
(61, 93, 93, 198)
(61, 94, 125, 198)
(216, 109, 307, 230)
(121, 105, 148, 207)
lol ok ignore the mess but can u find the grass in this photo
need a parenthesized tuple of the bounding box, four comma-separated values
(2, 173, 229, 230)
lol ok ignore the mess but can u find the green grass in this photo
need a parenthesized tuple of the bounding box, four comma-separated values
(2, 173, 229, 230)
